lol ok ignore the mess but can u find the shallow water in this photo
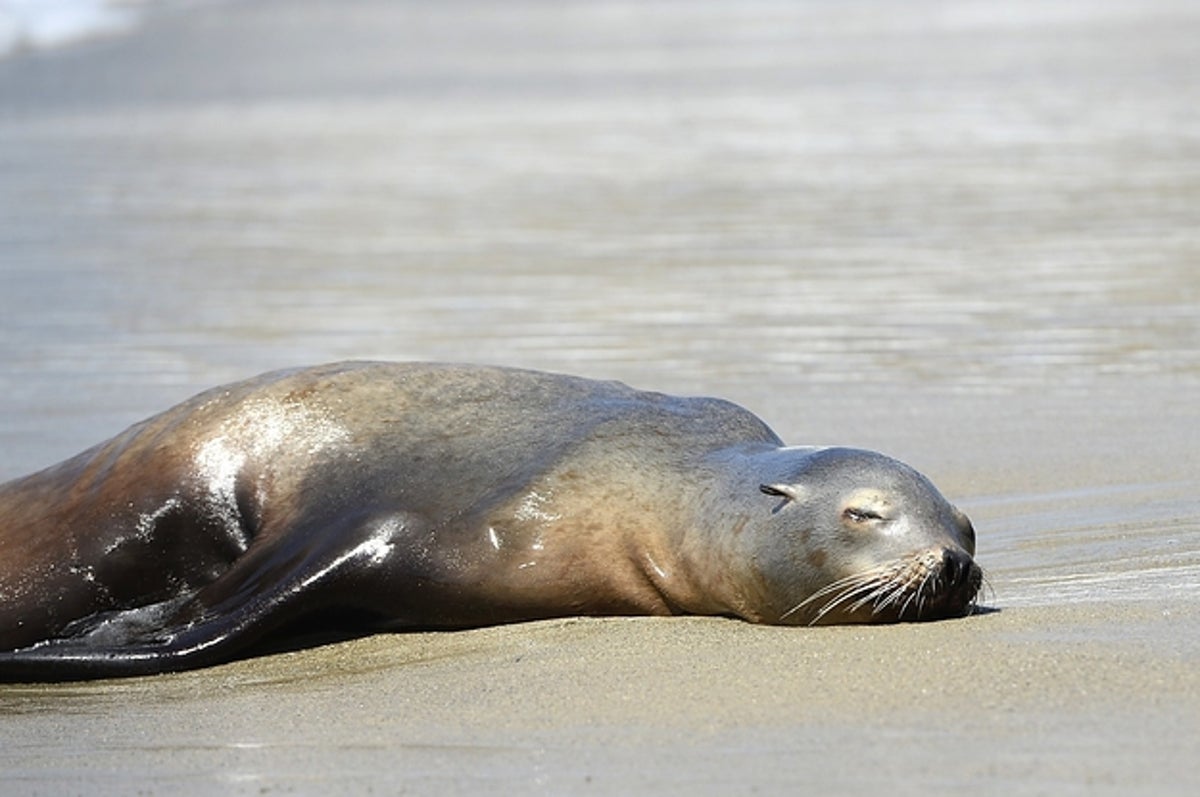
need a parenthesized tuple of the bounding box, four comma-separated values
(0, 0, 1198, 793)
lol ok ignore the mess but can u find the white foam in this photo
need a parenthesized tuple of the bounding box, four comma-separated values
(0, 0, 139, 57)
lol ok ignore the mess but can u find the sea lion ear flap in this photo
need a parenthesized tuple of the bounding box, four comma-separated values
(760, 483, 805, 503)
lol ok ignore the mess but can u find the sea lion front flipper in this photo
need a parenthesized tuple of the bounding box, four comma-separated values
(0, 510, 425, 682)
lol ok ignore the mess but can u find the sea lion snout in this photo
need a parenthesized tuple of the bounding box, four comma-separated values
(940, 547, 983, 611)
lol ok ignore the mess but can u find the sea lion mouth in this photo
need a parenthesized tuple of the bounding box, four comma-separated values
(779, 549, 983, 625)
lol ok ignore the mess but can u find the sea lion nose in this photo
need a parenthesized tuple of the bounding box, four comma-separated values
(941, 548, 973, 587)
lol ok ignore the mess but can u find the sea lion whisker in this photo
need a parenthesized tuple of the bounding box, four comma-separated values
(808, 569, 885, 601)
(807, 570, 897, 624)
(963, 570, 989, 616)
(819, 561, 909, 617)
(850, 581, 896, 614)
(797, 581, 874, 625)
(907, 569, 939, 619)
(874, 556, 947, 618)
(779, 569, 886, 622)
(899, 583, 921, 619)
(869, 577, 915, 615)
(859, 561, 921, 614)
(845, 569, 910, 615)
(823, 578, 885, 610)
(812, 585, 880, 624)
(979, 570, 995, 603)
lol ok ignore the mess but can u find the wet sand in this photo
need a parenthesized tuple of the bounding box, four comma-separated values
(3, 607, 1198, 794)
(1, 0, 1199, 793)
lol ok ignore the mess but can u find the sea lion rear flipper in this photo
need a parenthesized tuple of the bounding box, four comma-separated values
(0, 511, 419, 682)
(0, 574, 315, 682)
(0, 596, 242, 682)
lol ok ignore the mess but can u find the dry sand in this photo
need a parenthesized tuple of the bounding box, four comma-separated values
(0, 0, 1198, 794)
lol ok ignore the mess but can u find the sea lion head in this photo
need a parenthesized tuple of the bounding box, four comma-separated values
(754, 447, 981, 625)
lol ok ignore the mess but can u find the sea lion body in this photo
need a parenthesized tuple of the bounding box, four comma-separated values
(0, 362, 980, 681)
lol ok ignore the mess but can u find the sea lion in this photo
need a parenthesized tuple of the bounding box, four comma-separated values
(0, 362, 981, 681)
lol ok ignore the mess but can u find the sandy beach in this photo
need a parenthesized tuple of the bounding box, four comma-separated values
(1, 0, 1198, 793)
